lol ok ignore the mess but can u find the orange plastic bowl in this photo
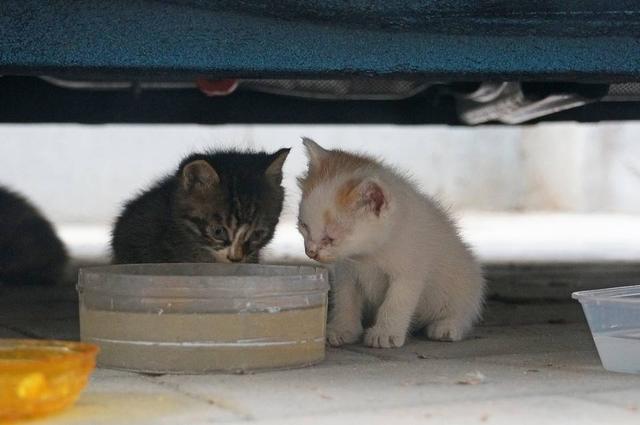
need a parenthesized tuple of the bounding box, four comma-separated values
(0, 339, 98, 421)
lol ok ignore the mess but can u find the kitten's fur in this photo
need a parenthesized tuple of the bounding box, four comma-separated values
(112, 148, 290, 264)
(0, 186, 68, 286)
(297, 138, 484, 348)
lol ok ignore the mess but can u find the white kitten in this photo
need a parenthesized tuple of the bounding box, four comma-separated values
(297, 138, 485, 348)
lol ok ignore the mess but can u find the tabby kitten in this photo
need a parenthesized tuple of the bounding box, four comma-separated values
(297, 138, 485, 348)
(0, 186, 68, 286)
(111, 148, 290, 264)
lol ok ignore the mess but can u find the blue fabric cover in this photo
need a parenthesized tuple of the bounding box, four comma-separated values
(1, 1, 639, 80)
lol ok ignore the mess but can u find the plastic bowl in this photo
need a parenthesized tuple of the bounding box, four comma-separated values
(77, 263, 329, 374)
(0, 339, 98, 421)
(572, 285, 640, 374)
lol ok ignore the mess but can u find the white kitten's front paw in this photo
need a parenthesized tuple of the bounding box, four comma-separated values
(326, 323, 362, 347)
(425, 320, 466, 342)
(363, 326, 407, 348)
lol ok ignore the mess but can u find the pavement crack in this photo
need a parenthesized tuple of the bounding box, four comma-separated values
(0, 323, 41, 339)
(142, 377, 254, 421)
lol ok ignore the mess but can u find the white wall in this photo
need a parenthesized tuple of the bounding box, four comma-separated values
(1, 122, 639, 227)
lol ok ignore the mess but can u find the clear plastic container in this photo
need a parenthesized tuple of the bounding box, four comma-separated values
(77, 263, 329, 374)
(572, 285, 640, 374)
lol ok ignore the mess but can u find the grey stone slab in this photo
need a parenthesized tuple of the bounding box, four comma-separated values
(0, 324, 29, 338)
(155, 355, 640, 422)
(0, 286, 80, 340)
(578, 388, 640, 411)
(8, 317, 80, 340)
(476, 348, 603, 373)
(0, 286, 78, 331)
(29, 374, 239, 425)
(91, 367, 146, 380)
(481, 300, 585, 326)
(4, 281, 638, 425)
(343, 323, 596, 362)
(0, 301, 77, 322)
(485, 262, 640, 300)
(249, 395, 640, 425)
(0, 285, 77, 305)
(318, 346, 384, 367)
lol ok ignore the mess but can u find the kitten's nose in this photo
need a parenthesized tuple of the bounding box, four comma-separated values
(305, 242, 319, 260)
(227, 241, 244, 263)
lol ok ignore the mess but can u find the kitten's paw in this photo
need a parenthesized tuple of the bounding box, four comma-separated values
(363, 326, 406, 348)
(326, 323, 362, 347)
(425, 320, 465, 342)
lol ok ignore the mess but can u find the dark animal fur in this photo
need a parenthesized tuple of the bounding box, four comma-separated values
(111, 149, 290, 264)
(0, 187, 68, 286)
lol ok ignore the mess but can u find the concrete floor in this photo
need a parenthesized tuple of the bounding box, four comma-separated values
(2, 282, 640, 425)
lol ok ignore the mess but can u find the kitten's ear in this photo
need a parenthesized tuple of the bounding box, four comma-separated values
(357, 180, 387, 217)
(301, 137, 328, 166)
(181, 160, 219, 192)
(338, 178, 387, 217)
(265, 148, 291, 179)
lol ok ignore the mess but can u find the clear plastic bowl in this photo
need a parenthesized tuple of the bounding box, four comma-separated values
(572, 285, 640, 374)
(77, 263, 329, 374)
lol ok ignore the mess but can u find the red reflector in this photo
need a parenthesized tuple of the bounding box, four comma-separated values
(196, 79, 239, 96)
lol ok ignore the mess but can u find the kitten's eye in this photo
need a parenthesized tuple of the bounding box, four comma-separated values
(322, 236, 334, 245)
(251, 230, 266, 241)
(211, 226, 228, 240)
